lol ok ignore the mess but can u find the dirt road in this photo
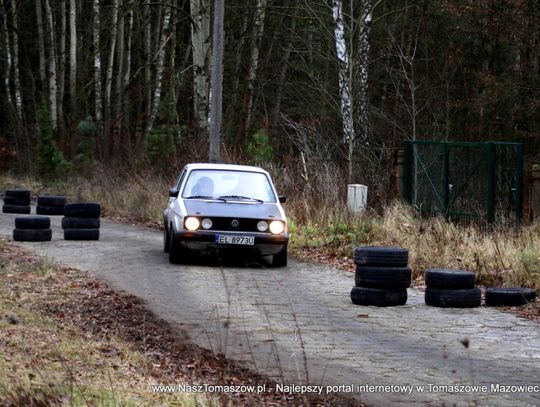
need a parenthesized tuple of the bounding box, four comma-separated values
(1, 207, 539, 406)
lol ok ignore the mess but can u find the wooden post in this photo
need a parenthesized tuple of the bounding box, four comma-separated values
(532, 165, 540, 220)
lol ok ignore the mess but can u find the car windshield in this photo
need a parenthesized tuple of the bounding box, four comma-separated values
(182, 169, 277, 203)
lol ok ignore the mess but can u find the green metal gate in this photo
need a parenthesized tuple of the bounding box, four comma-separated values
(402, 141, 523, 224)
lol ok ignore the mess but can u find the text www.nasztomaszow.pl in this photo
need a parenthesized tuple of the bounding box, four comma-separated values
(152, 383, 539, 395)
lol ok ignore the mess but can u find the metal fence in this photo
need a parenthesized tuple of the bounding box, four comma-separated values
(402, 141, 523, 224)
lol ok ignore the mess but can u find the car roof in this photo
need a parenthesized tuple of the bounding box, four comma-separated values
(184, 163, 269, 175)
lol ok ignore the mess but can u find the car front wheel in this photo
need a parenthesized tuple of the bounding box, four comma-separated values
(168, 229, 191, 264)
(272, 246, 288, 267)
(163, 224, 170, 253)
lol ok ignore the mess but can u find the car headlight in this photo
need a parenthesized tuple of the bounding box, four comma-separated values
(269, 220, 284, 234)
(202, 218, 213, 229)
(257, 220, 268, 232)
(185, 216, 200, 231)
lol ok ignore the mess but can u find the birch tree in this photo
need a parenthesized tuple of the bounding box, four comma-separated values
(190, 0, 211, 139)
(244, 0, 267, 139)
(44, 0, 58, 131)
(93, 0, 102, 133)
(58, 0, 66, 130)
(104, 0, 119, 149)
(69, 0, 77, 117)
(36, 0, 47, 90)
(147, 2, 172, 134)
(1, 0, 12, 110)
(209, 0, 224, 163)
(8, 0, 22, 121)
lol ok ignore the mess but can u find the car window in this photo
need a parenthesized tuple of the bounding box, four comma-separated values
(181, 170, 277, 202)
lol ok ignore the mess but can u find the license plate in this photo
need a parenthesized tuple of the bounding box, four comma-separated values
(216, 235, 255, 245)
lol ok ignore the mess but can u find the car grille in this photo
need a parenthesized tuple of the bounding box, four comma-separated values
(207, 217, 261, 232)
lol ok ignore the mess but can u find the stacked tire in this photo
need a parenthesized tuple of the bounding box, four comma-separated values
(3, 189, 31, 214)
(62, 202, 101, 240)
(13, 216, 52, 242)
(485, 287, 537, 307)
(351, 246, 410, 306)
(37, 195, 66, 215)
(424, 269, 481, 308)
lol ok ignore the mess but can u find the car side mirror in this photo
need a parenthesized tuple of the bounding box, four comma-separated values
(169, 189, 179, 198)
(279, 196, 287, 203)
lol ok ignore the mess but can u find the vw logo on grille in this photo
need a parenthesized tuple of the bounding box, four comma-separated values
(231, 219, 239, 228)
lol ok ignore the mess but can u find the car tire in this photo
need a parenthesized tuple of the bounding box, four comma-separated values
(15, 216, 50, 230)
(353, 246, 409, 267)
(485, 288, 537, 307)
(4, 196, 30, 206)
(64, 202, 101, 218)
(425, 287, 481, 308)
(350, 286, 408, 307)
(62, 217, 100, 229)
(64, 228, 100, 241)
(36, 205, 65, 215)
(272, 246, 288, 267)
(163, 225, 170, 253)
(37, 196, 66, 207)
(425, 269, 475, 289)
(168, 229, 188, 264)
(13, 228, 52, 242)
(5, 189, 30, 199)
(2, 204, 31, 214)
(355, 266, 412, 289)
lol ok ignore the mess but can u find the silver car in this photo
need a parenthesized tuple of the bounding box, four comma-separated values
(163, 163, 289, 266)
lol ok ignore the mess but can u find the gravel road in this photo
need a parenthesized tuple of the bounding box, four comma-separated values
(2, 207, 539, 406)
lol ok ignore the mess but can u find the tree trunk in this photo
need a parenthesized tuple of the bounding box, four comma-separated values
(58, 0, 66, 132)
(146, 2, 172, 135)
(9, 0, 22, 122)
(209, 0, 224, 163)
(93, 0, 103, 145)
(43, 0, 58, 131)
(114, 0, 124, 157)
(244, 0, 267, 139)
(122, 0, 134, 156)
(36, 0, 47, 92)
(1, 0, 13, 109)
(69, 0, 77, 120)
(190, 0, 211, 139)
(105, 0, 119, 157)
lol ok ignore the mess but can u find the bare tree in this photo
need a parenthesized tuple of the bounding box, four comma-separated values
(9, 0, 22, 121)
(69, 0, 77, 118)
(209, 0, 224, 163)
(36, 0, 47, 91)
(44, 0, 58, 131)
(104, 0, 119, 152)
(93, 0, 103, 134)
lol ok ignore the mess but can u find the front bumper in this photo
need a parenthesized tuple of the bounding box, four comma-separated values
(175, 230, 288, 255)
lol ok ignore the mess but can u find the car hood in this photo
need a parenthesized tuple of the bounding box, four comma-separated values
(184, 200, 284, 220)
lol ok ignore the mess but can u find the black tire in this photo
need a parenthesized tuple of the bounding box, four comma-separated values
(37, 195, 66, 206)
(4, 196, 30, 206)
(64, 228, 100, 240)
(272, 246, 288, 267)
(15, 216, 50, 230)
(425, 287, 481, 308)
(5, 189, 30, 199)
(163, 224, 170, 253)
(168, 229, 191, 264)
(2, 204, 31, 214)
(355, 266, 411, 289)
(485, 288, 537, 307)
(425, 269, 475, 289)
(354, 246, 409, 267)
(36, 205, 65, 215)
(350, 286, 408, 307)
(64, 202, 101, 218)
(62, 217, 100, 229)
(13, 228, 52, 242)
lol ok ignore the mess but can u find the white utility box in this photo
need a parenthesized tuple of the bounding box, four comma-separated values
(347, 184, 368, 215)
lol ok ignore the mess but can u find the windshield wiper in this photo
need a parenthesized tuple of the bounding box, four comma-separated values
(185, 195, 226, 201)
(218, 195, 264, 203)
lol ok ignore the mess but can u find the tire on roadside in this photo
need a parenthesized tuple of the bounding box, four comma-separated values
(425, 287, 481, 308)
(425, 269, 475, 290)
(37, 196, 66, 207)
(2, 204, 31, 214)
(13, 228, 52, 242)
(64, 228, 100, 241)
(64, 202, 101, 218)
(350, 286, 408, 307)
(355, 266, 411, 289)
(5, 189, 30, 199)
(36, 205, 65, 215)
(354, 246, 409, 267)
(4, 196, 30, 206)
(62, 217, 100, 229)
(485, 288, 537, 307)
(15, 216, 50, 229)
